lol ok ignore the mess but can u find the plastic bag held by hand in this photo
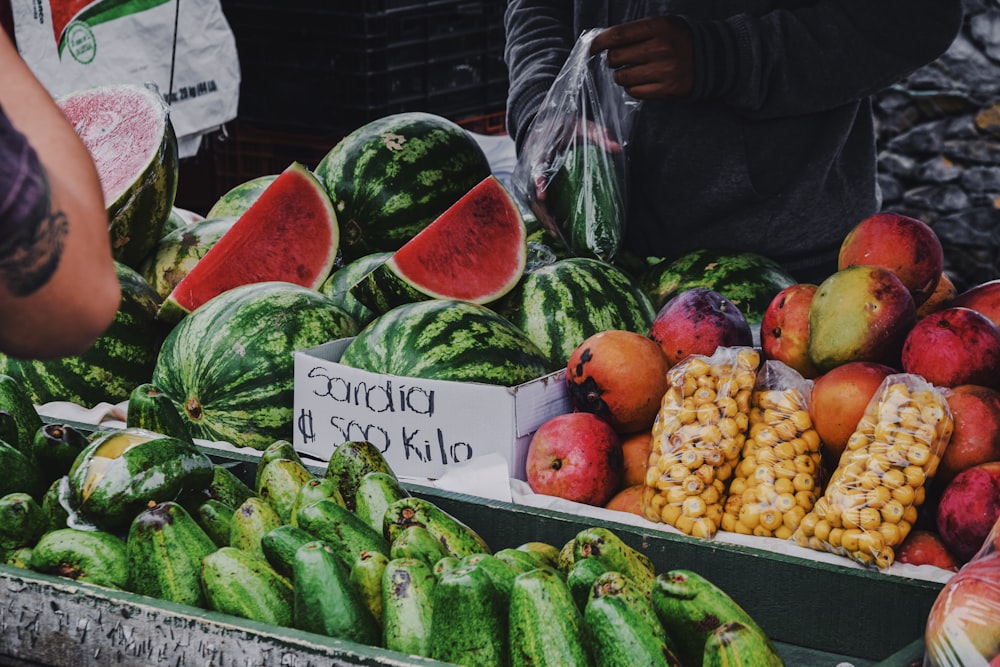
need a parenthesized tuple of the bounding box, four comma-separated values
(511, 28, 641, 262)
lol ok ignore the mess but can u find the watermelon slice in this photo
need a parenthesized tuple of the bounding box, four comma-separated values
(350, 176, 527, 314)
(158, 162, 339, 323)
(58, 83, 179, 270)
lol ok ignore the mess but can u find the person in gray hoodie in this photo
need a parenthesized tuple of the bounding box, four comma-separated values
(504, 1, 965, 283)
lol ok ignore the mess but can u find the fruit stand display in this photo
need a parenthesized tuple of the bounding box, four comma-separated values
(0, 74, 999, 667)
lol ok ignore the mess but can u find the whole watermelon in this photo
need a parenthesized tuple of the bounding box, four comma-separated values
(340, 300, 555, 386)
(151, 281, 357, 449)
(495, 257, 656, 367)
(0, 262, 166, 407)
(313, 112, 492, 263)
(641, 249, 798, 324)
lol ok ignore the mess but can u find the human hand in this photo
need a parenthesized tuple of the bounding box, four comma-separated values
(589, 16, 694, 100)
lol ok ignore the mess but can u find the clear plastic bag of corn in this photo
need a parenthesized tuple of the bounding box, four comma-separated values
(720, 360, 825, 539)
(642, 346, 760, 538)
(792, 373, 953, 569)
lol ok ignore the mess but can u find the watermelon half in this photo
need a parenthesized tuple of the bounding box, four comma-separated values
(350, 176, 527, 314)
(158, 162, 339, 323)
(139, 216, 239, 300)
(314, 111, 492, 263)
(205, 174, 279, 219)
(58, 83, 179, 270)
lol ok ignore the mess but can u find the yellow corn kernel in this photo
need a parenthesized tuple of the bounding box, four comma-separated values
(682, 496, 707, 518)
(798, 511, 819, 537)
(878, 521, 902, 546)
(774, 477, 795, 495)
(774, 419, 799, 441)
(720, 416, 743, 439)
(700, 484, 721, 506)
(791, 473, 815, 494)
(880, 500, 905, 524)
(695, 464, 717, 485)
(846, 431, 871, 451)
(691, 517, 717, 539)
(813, 518, 833, 542)
(738, 503, 762, 530)
(841, 528, 863, 553)
(660, 503, 683, 526)
(907, 443, 932, 467)
(858, 507, 882, 531)
(675, 515, 696, 535)
(881, 468, 906, 490)
(828, 527, 844, 548)
(795, 490, 817, 510)
(903, 503, 919, 524)
(903, 465, 926, 488)
(717, 396, 739, 418)
(760, 509, 783, 531)
(681, 448, 705, 470)
(666, 485, 689, 505)
(866, 485, 892, 509)
(721, 511, 738, 533)
(891, 484, 916, 507)
(682, 475, 705, 496)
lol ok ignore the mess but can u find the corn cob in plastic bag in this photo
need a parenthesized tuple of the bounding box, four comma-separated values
(721, 360, 824, 539)
(642, 346, 760, 538)
(792, 373, 953, 569)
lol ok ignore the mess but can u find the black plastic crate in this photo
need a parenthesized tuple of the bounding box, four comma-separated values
(220, 0, 509, 134)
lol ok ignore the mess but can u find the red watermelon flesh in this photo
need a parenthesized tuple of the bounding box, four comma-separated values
(388, 175, 526, 302)
(161, 162, 339, 320)
(59, 84, 166, 206)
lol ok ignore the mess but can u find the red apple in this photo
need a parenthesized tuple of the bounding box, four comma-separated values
(936, 461, 1000, 564)
(925, 549, 1000, 665)
(809, 361, 897, 471)
(901, 307, 1000, 390)
(938, 385, 1000, 484)
(760, 283, 821, 379)
(649, 288, 753, 367)
(838, 211, 944, 307)
(952, 279, 1000, 329)
(525, 412, 624, 506)
(896, 529, 959, 571)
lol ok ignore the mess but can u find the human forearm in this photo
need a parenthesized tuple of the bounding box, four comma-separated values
(0, 32, 119, 359)
(503, 0, 577, 150)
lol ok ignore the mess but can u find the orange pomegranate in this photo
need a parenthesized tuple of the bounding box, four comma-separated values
(566, 330, 671, 434)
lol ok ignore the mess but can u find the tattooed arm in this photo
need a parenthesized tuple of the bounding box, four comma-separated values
(0, 30, 119, 360)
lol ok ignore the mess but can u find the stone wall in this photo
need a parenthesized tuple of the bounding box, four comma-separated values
(874, 0, 1000, 292)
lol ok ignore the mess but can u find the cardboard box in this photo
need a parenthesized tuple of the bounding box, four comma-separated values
(292, 339, 572, 479)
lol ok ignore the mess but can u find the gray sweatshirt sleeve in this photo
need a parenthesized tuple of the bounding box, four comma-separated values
(684, 1, 964, 117)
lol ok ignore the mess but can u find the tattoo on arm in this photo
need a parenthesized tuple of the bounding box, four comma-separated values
(0, 190, 68, 297)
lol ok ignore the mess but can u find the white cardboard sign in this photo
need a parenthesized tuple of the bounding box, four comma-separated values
(293, 340, 571, 480)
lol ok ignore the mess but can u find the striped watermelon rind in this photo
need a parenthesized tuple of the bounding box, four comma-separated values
(319, 251, 394, 329)
(58, 83, 179, 270)
(205, 174, 279, 219)
(496, 257, 656, 367)
(313, 112, 492, 263)
(0, 262, 166, 407)
(340, 300, 555, 387)
(641, 249, 798, 324)
(150, 281, 358, 450)
(139, 216, 239, 300)
(159, 162, 340, 323)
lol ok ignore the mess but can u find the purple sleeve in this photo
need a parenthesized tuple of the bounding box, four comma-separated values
(0, 106, 47, 236)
